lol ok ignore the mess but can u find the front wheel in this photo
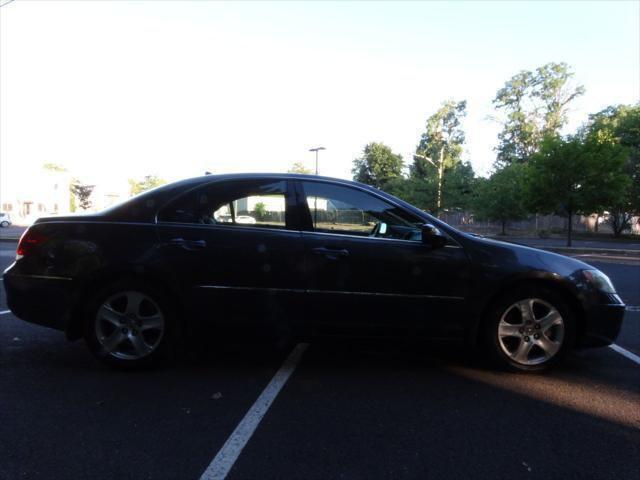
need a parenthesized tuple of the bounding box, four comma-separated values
(484, 287, 575, 372)
(83, 281, 176, 369)
(0, 221, 9, 228)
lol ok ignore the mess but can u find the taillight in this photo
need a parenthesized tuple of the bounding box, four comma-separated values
(16, 228, 48, 260)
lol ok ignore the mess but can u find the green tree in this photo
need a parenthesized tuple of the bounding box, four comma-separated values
(584, 104, 640, 236)
(493, 62, 585, 166)
(413, 100, 467, 215)
(352, 142, 403, 188)
(384, 162, 476, 214)
(128, 175, 166, 196)
(254, 202, 267, 220)
(43, 163, 67, 172)
(526, 135, 628, 246)
(70, 180, 95, 211)
(535, 63, 586, 135)
(384, 176, 437, 212)
(473, 163, 528, 235)
(288, 162, 313, 174)
(441, 161, 476, 212)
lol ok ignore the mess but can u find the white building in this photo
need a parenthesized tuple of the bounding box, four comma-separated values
(0, 168, 72, 224)
(0, 167, 130, 225)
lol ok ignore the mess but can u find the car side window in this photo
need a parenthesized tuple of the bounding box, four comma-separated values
(158, 180, 288, 229)
(299, 181, 423, 241)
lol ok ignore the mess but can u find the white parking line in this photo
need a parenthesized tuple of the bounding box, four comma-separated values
(609, 344, 640, 365)
(199, 342, 309, 480)
(0, 310, 10, 315)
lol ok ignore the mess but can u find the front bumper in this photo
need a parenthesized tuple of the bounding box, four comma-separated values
(578, 294, 625, 347)
(3, 272, 75, 332)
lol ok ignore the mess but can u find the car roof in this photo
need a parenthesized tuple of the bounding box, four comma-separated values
(103, 172, 455, 235)
(175, 172, 373, 188)
(103, 173, 378, 220)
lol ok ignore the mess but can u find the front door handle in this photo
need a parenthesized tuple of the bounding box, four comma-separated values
(169, 238, 207, 250)
(312, 247, 350, 259)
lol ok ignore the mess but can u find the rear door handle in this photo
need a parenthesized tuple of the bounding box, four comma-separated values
(312, 247, 350, 259)
(169, 238, 207, 249)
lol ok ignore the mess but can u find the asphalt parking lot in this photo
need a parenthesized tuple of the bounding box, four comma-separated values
(1, 242, 638, 480)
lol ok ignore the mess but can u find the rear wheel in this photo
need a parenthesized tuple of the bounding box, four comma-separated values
(83, 281, 176, 369)
(484, 287, 575, 372)
(0, 221, 9, 228)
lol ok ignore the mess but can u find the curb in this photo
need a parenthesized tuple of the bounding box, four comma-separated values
(542, 246, 640, 258)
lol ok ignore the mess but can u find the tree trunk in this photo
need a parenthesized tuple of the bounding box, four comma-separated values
(436, 147, 444, 218)
(610, 210, 632, 237)
(594, 213, 599, 233)
(501, 219, 506, 236)
(567, 208, 573, 247)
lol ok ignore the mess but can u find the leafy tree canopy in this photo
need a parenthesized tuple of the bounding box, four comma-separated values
(583, 103, 640, 234)
(352, 142, 403, 188)
(42, 163, 67, 172)
(526, 135, 628, 244)
(385, 176, 437, 213)
(70, 180, 95, 211)
(412, 100, 467, 215)
(441, 161, 476, 212)
(413, 100, 467, 179)
(473, 163, 528, 234)
(128, 175, 166, 196)
(288, 162, 313, 174)
(253, 202, 267, 220)
(493, 62, 585, 166)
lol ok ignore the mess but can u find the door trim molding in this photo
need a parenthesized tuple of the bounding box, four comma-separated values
(196, 284, 465, 301)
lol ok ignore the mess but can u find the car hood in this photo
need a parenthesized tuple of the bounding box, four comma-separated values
(459, 234, 594, 278)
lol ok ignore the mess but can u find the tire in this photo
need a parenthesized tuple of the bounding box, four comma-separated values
(483, 286, 575, 372)
(83, 280, 177, 369)
(0, 221, 8, 228)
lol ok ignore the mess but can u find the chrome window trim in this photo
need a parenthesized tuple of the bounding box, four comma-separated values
(295, 178, 463, 248)
(154, 222, 461, 248)
(155, 222, 301, 236)
(197, 284, 465, 301)
(8, 274, 73, 281)
(153, 177, 291, 226)
(150, 175, 464, 248)
(301, 230, 462, 248)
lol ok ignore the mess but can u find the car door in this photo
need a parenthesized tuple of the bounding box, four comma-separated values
(295, 179, 472, 339)
(154, 178, 306, 334)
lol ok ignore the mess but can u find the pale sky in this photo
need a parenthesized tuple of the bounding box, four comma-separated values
(1, 0, 639, 193)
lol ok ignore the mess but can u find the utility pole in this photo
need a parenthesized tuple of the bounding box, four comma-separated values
(308, 147, 325, 227)
(309, 147, 325, 175)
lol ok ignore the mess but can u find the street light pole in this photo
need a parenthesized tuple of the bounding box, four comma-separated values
(308, 147, 325, 228)
(309, 147, 325, 175)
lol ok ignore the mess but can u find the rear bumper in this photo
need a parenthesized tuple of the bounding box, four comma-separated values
(578, 302, 625, 348)
(3, 272, 75, 332)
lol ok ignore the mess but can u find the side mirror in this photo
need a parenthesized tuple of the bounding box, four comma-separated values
(421, 223, 447, 248)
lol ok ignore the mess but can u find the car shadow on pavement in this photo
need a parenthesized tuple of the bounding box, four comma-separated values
(2, 328, 639, 480)
(229, 341, 640, 480)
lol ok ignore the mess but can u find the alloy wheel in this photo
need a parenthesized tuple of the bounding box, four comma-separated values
(95, 290, 165, 360)
(497, 298, 565, 366)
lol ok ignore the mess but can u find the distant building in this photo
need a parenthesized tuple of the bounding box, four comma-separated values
(0, 168, 130, 225)
(0, 169, 72, 224)
(89, 183, 129, 211)
(236, 194, 286, 214)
